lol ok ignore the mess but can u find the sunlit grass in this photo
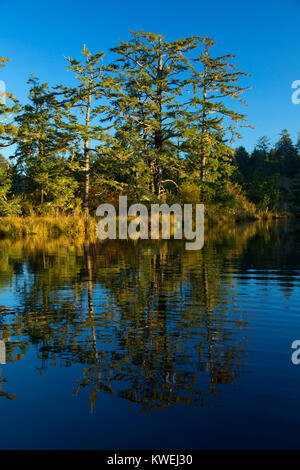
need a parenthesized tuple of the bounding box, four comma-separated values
(0, 215, 98, 240)
(0, 207, 291, 241)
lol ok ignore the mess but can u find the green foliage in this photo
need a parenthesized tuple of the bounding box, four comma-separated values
(183, 37, 251, 185)
(0, 57, 19, 149)
(1, 35, 298, 220)
(58, 45, 110, 212)
(290, 172, 300, 215)
(107, 31, 203, 197)
(0, 197, 22, 216)
(14, 75, 77, 209)
(0, 158, 11, 200)
(235, 132, 300, 214)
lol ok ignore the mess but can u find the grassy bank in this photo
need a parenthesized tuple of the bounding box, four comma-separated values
(0, 207, 293, 241)
(0, 215, 97, 240)
(205, 204, 292, 226)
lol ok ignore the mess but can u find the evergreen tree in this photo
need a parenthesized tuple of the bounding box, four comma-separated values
(109, 30, 201, 198)
(59, 45, 109, 213)
(290, 172, 300, 214)
(185, 37, 251, 187)
(0, 153, 11, 200)
(251, 136, 270, 175)
(0, 56, 19, 150)
(275, 129, 298, 177)
(15, 75, 77, 210)
(234, 146, 252, 182)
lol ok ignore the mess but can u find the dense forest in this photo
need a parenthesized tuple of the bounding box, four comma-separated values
(0, 31, 300, 225)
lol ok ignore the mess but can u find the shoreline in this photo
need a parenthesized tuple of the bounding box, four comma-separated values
(0, 211, 293, 241)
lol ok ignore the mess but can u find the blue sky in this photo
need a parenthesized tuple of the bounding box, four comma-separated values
(0, 0, 300, 152)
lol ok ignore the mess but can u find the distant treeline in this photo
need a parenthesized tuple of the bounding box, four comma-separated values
(234, 132, 300, 215)
(0, 31, 299, 220)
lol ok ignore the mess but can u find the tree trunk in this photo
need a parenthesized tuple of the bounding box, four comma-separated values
(83, 91, 91, 214)
(200, 60, 208, 183)
(201, 151, 207, 181)
(153, 51, 163, 197)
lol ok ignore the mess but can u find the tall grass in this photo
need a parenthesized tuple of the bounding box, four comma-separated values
(0, 215, 98, 240)
(0, 203, 292, 241)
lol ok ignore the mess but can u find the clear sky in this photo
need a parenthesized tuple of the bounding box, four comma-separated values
(0, 0, 300, 152)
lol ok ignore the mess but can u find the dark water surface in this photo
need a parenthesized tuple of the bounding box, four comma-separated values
(0, 220, 300, 449)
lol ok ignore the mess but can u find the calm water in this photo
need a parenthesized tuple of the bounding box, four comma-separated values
(0, 220, 300, 449)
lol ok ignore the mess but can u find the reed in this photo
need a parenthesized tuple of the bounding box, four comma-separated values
(0, 208, 292, 241)
(0, 215, 98, 240)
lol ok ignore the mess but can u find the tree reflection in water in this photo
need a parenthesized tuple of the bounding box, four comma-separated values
(0, 220, 299, 412)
